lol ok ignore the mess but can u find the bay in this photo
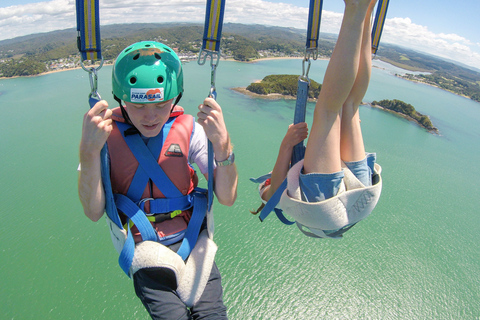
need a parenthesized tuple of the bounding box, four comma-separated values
(0, 59, 479, 319)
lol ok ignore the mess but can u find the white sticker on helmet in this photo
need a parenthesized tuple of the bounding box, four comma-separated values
(130, 88, 164, 103)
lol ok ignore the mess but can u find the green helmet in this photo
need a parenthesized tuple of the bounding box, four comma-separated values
(112, 41, 183, 103)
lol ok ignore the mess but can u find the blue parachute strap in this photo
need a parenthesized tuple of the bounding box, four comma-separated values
(87, 96, 123, 228)
(114, 194, 158, 242)
(115, 119, 170, 201)
(76, 0, 102, 63)
(371, 0, 390, 55)
(273, 208, 295, 226)
(126, 130, 163, 201)
(291, 78, 309, 166)
(207, 142, 214, 211)
(115, 122, 183, 199)
(115, 193, 160, 278)
(249, 172, 272, 184)
(258, 178, 294, 226)
(197, 0, 226, 211)
(101, 143, 123, 228)
(198, 0, 226, 64)
(177, 190, 209, 260)
(305, 0, 324, 59)
(131, 118, 173, 201)
(118, 223, 135, 277)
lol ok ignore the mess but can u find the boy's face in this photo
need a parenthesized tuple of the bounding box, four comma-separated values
(124, 98, 174, 137)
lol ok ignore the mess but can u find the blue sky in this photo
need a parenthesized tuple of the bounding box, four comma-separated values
(0, 0, 479, 70)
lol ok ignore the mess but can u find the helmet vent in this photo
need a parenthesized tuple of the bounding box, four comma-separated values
(133, 53, 140, 60)
(157, 76, 164, 84)
(154, 53, 162, 60)
(129, 76, 137, 85)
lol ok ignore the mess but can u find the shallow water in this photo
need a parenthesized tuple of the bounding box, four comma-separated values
(0, 59, 479, 319)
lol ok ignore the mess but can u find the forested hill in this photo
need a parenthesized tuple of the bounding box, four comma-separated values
(0, 22, 479, 102)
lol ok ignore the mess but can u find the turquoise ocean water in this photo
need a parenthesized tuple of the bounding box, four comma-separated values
(1, 59, 479, 319)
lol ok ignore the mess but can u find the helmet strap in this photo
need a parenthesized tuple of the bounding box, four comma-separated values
(171, 92, 183, 112)
(114, 94, 140, 136)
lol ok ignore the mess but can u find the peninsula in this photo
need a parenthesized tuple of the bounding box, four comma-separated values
(234, 75, 439, 134)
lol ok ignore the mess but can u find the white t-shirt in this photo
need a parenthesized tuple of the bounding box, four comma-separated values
(189, 122, 215, 175)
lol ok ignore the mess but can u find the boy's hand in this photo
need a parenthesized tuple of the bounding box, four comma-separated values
(80, 100, 113, 158)
(197, 97, 231, 157)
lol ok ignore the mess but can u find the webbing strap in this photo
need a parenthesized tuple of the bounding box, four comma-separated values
(305, 0, 324, 55)
(177, 191, 208, 260)
(114, 194, 159, 242)
(258, 179, 294, 225)
(116, 193, 159, 277)
(291, 79, 309, 166)
(116, 122, 183, 199)
(199, 0, 226, 211)
(76, 0, 102, 61)
(207, 143, 214, 211)
(86, 96, 124, 229)
(249, 173, 272, 184)
(371, 0, 390, 55)
(202, 0, 226, 53)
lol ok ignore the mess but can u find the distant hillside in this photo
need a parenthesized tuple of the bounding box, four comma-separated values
(0, 22, 479, 102)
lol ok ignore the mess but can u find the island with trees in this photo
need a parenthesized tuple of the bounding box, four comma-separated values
(233, 74, 321, 100)
(371, 99, 438, 134)
(235, 75, 439, 134)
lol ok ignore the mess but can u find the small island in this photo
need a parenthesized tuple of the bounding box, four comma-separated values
(371, 99, 438, 134)
(234, 74, 439, 134)
(233, 74, 321, 101)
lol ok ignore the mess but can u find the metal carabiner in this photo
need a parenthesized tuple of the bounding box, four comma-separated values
(198, 48, 221, 100)
(88, 67, 101, 100)
(80, 56, 104, 101)
(300, 57, 312, 83)
(304, 47, 319, 61)
(198, 48, 221, 67)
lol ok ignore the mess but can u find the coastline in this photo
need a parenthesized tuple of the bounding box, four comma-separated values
(231, 86, 316, 102)
(1, 57, 476, 106)
(0, 57, 309, 80)
(0, 63, 112, 80)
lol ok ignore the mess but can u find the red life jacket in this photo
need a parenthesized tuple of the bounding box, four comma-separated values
(107, 106, 199, 242)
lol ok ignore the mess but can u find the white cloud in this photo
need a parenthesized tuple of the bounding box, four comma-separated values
(381, 17, 480, 69)
(0, 0, 479, 69)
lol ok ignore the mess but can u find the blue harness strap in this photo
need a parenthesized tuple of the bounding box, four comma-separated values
(116, 121, 184, 199)
(291, 79, 309, 166)
(198, 0, 227, 212)
(75, 0, 102, 62)
(305, 0, 324, 56)
(255, 0, 323, 226)
(371, 0, 390, 55)
(201, 0, 226, 54)
(258, 179, 295, 225)
(112, 119, 210, 276)
(177, 189, 208, 260)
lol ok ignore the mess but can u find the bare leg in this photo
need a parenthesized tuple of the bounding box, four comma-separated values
(340, 0, 376, 162)
(303, 0, 373, 175)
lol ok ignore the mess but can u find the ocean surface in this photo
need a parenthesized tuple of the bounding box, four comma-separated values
(1, 59, 479, 319)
